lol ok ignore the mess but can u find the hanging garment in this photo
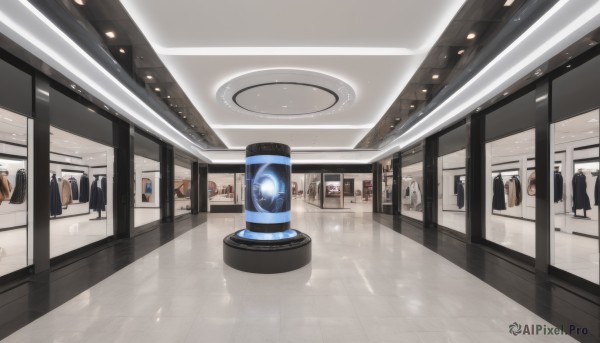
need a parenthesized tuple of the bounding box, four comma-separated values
(404, 186, 410, 197)
(514, 176, 522, 206)
(94, 188, 105, 213)
(572, 173, 591, 212)
(595, 176, 599, 206)
(492, 175, 506, 210)
(554, 171, 563, 203)
(527, 172, 536, 196)
(0, 174, 11, 204)
(61, 178, 73, 206)
(9, 169, 26, 204)
(145, 180, 152, 194)
(101, 177, 107, 205)
(49, 175, 62, 216)
(506, 179, 517, 208)
(89, 178, 99, 211)
(69, 176, 79, 201)
(409, 181, 422, 209)
(79, 174, 90, 203)
(457, 182, 465, 210)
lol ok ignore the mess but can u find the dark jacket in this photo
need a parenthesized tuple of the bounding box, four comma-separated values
(457, 182, 465, 210)
(79, 174, 89, 203)
(554, 171, 563, 203)
(89, 178, 105, 213)
(595, 176, 599, 206)
(572, 173, 591, 212)
(101, 177, 107, 205)
(9, 169, 26, 204)
(69, 177, 79, 201)
(492, 175, 506, 211)
(50, 174, 62, 216)
(514, 176, 522, 206)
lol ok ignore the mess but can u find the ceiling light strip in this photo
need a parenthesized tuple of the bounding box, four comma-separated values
(0, 0, 211, 162)
(372, 0, 600, 161)
(211, 124, 373, 130)
(156, 46, 417, 56)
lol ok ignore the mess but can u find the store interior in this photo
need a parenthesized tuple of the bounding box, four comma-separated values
(174, 164, 192, 217)
(134, 155, 160, 227)
(303, 172, 372, 211)
(437, 149, 467, 233)
(401, 162, 424, 221)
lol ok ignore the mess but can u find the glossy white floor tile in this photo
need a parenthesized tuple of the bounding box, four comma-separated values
(4, 204, 578, 343)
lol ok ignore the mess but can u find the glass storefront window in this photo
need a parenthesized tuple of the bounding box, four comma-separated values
(49, 126, 114, 258)
(208, 173, 241, 210)
(323, 173, 343, 209)
(437, 149, 466, 233)
(134, 155, 160, 227)
(343, 173, 372, 212)
(0, 108, 32, 276)
(174, 165, 192, 216)
(551, 109, 599, 284)
(401, 162, 424, 221)
(381, 158, 393, 211)
(485, 128, 535, 257)
(304, 173, 321, 207)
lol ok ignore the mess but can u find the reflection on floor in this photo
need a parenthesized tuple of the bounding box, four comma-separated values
(4, 211, 576, 343)
(402, 209, 423, 222)
(134, 208, 161, 227)
(50, 213, 109, 258)
(295, 197, 372, 213)
(438, 211, 466, 234)
(487, 214, 599, 284)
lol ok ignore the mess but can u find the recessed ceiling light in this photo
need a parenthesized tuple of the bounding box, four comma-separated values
(467, 33, 476, 40)
(167, 95, 171, 98)
(154, 87, 160, 91)
(183, 116, 187, 119)
(390, 125, 394, 128)
(146, 75, 153, 80)
(70, 84, 76, 89)
(410, 105, 415, 108)
(432, 74, 439, 79)
(589, 41, 598, 46)
(105, 31, 115, 39)
(178, 111, 182, 114)
(504, 0, 515, 6)
(566, 64, 571, 68)
(191, 124, 195, 128)
(422, 89, 427, 93)
(119, 48, 125, 54)
(74, 0, 85, 5)
(457, 49, 465, 55)
(395, 117, 400, 121)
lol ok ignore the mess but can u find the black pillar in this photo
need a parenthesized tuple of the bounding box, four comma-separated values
(199, 164, 208, 212)
(191, 162, 199, 214)
(466, 114, 485, 243)
(33, 73, 50, 273)
(535, 80, 551, 273)
(160, 144, 174, 222)
(392, 154, 400, 215)
(373, 162, 381, 213)
(113, 123, 134, 238)
(423, 138, 437, 228)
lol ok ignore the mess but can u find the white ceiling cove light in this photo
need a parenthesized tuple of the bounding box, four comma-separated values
(216, 69, 356, 118)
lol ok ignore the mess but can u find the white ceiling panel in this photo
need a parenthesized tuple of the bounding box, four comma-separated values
(214, 128, 370, 148)
(121, 0, 465, 50)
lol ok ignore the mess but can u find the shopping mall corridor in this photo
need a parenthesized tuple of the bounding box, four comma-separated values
(0, 206, 582, 343)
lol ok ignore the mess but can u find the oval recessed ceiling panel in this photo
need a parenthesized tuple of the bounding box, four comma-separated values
(217, 69, 355, 118)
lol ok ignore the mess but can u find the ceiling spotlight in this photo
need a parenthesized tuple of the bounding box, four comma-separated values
(504, 0, 514, 6)
(74, 0, 86, 5)
(410, 104, 415, 108)
(534, 68, 543, 77)
(395, 117, 401, 121)
(105, 31, 115, 39)
(432, 74, 439, 79)
(154, 87, 160, 91)
(566, 64, 572, 68)
(467, 32, 476, 40)
(146, 75, 153, 80)
(503, 92, 509, 96)
(167, 95, 171, 98)
(589, 40, 598, 46)
(178, 111, 182, 114)
(390, 125, 395, 128)
(70, 84, 76, 89)
(183, 116, 187, 119)
(421, 89, 427, 93)
(119, 48, 125, 54)
(457, 49, 465, 55)
(191, 124, 195, 128)
(476, 107, 482, 112)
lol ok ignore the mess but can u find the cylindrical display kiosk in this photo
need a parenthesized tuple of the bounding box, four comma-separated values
(223, 143, 311, 273)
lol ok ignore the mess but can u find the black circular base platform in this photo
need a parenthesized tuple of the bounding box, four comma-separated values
(223, 229, 311, 274)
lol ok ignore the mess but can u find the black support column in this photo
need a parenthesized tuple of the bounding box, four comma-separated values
(191, 162, 199, 214)
(373, 162, 381, 213)
(392, 154, 400, 215)
(199, 164, 208, 212)
(32, 73, 50, 273)
(113, 123, 135, 238)
(535, 80, 551, 273)
(160, 144, 174, 222)
(423, 139, 437, 228)
(466, 114, 485, 243)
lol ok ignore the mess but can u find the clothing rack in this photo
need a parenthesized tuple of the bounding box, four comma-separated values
(491, 169, 519, 177)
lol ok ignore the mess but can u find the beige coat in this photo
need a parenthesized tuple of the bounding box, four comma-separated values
(0, 175, 12, 205)
(61, 178, 73, 206)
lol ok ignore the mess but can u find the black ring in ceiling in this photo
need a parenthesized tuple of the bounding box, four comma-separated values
(232, 82, 339, 115)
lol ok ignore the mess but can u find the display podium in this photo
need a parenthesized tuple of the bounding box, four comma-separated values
(223, 143, 311, 273)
